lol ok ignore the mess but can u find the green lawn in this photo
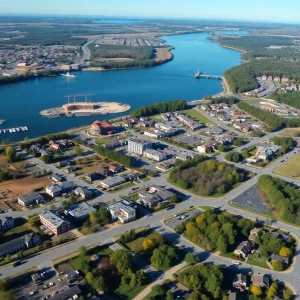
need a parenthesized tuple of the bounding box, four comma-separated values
(69, 245, 113, 273)
(273, 154, 300, 180)
(181, 109, 215, 125)
(247, 255, 270, 269)
(114, 283, 148, 300)
(126, 232, 161, 254)
(106, 182, 136, 194)
(3, 224, 31, 243)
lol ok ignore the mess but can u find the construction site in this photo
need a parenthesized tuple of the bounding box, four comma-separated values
(40, 94, 131, 118)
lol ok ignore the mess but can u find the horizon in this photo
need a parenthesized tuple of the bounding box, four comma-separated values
(1, 0, 300, 24)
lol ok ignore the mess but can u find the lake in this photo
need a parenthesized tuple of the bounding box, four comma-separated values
(0, 32, 244, 142)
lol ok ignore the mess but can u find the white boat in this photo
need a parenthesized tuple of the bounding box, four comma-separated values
(24, 126, 28, 131)
(61, 72, 76, 78)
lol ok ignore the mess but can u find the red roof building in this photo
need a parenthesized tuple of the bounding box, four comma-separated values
(90, 121, 114, 135)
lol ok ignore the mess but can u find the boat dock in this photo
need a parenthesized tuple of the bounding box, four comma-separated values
(0, 126, 28, 134)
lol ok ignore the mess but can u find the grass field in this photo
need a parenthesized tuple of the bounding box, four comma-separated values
(273, 154, 300, 180)
(181, 109, 215, 125)
(126, 231, 162, 254)
(106, 182, 136, 194)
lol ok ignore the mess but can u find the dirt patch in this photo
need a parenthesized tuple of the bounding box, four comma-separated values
(0, 176, 52, 202)
(154, 47, 173, 62)
(281, 128, 300, 137)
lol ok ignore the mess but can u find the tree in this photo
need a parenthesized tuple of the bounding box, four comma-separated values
(136, 270, 147, 286)
(188, 291, 201, 300)
(251, 285, 262, 297)
(28, 217, 36, 227)
(5, 146, 16, 162)
(73, 146, 82, 156)
(151, 245, 179, 268)
(184, 253, 200, 265)
(80, 259, 91, 274)
(166, 290, 174, 300)
(143, 239, 155, 250)
(90, 212, 100, 226)
(272, 260, 284, 271)
(217, 235, 228, 254)
(279, 247, 292, 257)
(130, 273, 137, 287)
(110, 249, 133, 275)
(151, 284, 166, 298)
(17, 250, 24, 259)
(5, 254, 11, 263)
(69, 192, 77, 204)
(79, 245, 87, 256)
(170, 195, 181, 204)
(267, 282, 278, 298)
(98, 205, 111, 225)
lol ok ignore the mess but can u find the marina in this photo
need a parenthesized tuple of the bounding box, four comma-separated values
(0, 126, 28, 134)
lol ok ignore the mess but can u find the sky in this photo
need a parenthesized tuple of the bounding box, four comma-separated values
(1, 0, 300, 23)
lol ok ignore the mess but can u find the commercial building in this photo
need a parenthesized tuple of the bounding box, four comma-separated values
(50, 285, 81, 300)
(174, 112, 204, 131)
(74, 187, 93, 200)
(65, 202, 96, 221)
(0, 232, 41, 257)
(156, 160, 175, 172)
(39, 210, 70, 235)
(18, 192, 45, 207)
(99, 176, 126, 189)
(0, 216, 14, 233)
(108, 200, 136, 223)
(143, 149, 167, 162)
(128, 138, 152, 155)
(138, 186, 175, 208)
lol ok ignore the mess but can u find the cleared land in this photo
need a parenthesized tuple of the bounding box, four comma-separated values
(0, 176, 52, 201)
(181, 109, 215, 125)
(273, 154, 300, 180)
(154, 47, 173, 62)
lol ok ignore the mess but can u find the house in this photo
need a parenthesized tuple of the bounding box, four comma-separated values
(270, 232, 291, 243)
(0, 216, 14, 233)
(57, 160, 72, 168)
(51, 174, 63, 183)
(128, 138, 152, 155)
(46, 182, 76, 198)
(204, 126, 224, 136)
(176, 153, 192, 161)
(144, 129, 165, 139)
(65, 202, 96, 221)
(274, 77, 281, 82)
(98, 168, 111, 178)
(123, 172, 144, 182)
(232, 273, 249, 291)
(174, 112, 204, 130)
(216, 135, 236, 145)
(59, 265, 80, 283)
(252, 274, 270, 288)
(65, 165, 76, 174)
(108, 200, 136, 223)
(108, 164, 123, 173)
(0, 232, 41, 257)
(201, 104, 210, 111)
(197, 142, 214, 154)
(100, 176, 126, 189)
(155, 122, 173, 131)
(40, 210, 70, 235)
(234, 241, 252, 258)
(251, 122, 265, 130)
(90, 120, 114, 135)
(248, 228, 262, 245)
(138, 186, 175, 208)
(267, 76, 273, 81)
(75, 187, 93, 200)
(102, 140, 128, 150)
(282, 77, 289, 83)
(18, 192, 44, 207)
(85, 172, 103, 182)
(271, 254, 289, 265)
(49, 140, 62, 150)
(50, 285, 81, 300)
(291, 83, 298, 91)
(143, 149, 167, 162)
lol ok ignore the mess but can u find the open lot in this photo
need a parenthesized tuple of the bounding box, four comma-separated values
(230, 184, 271, 214)
(75, 154, 110, 176)
(0, 175, 52, 201)
(273, 154, 300, 180)
(181, 109, 215, 125)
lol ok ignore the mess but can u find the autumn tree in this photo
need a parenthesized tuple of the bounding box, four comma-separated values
(73, 146, 82, 157)
(279, 247, 292, 257)
(5, 146, 16, 162)
(143, 239, 155, 250)
(28, 217, 36, 227)
(251, 285, 262, 297)
(267, 282, 278, 298)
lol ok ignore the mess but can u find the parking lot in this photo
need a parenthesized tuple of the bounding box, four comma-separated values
(14, 268, 71, 300)
(174, 133, 208, 147)
(165, 208, 201, 230)
(231, 184, 270, 214)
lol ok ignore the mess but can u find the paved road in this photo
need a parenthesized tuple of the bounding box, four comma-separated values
(80, 37, 99, 65)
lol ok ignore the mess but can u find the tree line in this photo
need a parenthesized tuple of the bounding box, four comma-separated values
(130, 100, 187, 118)
(258, 175, 300, 225)
(270, 92, 300, 110)
(169, 157, 249, 196)
(95, 145, 135, 168)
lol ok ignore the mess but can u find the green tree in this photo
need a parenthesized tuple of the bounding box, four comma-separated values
(166, 290, 174, 300)
(98, 205, 111, 225)
(73, 146, 82, 156)
(110, 249, 133, 275)
(272, 260, 284, 271)
(79, 245, 87, 256)
(5, 254, 11, 263)
(267, 282, 278, 298)
(217, 235, 228, 254)
(17, 250, 24, 259)
(185, 253, 200, 265)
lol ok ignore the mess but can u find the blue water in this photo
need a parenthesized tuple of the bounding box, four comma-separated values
(0, 32, 243, 142)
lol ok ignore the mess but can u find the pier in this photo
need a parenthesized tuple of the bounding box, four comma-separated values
(199, 74, 223, 79)
(0, 126, 28, 134)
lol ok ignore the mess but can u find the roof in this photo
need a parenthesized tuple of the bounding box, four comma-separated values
(75, 187, 93, 197)
(129, 138, 152, 145)
(271, 254, 289, 264)
(18, 192, 44, 205)
(234, 273, 247, 284)
(52, 174, 63, 182)
(0, 232, 38, 254)
(252, 274, 270, 287)
(100, 176, 126, 187)
(65, 202, 96, 219)
(0, 216, 14, 226)
(228, 292, 241, 300)
(50, 285, 81, 300)
(108, 201, 135, 214)
(40, 210, 68, 228)
(91, 120, 113, 130)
